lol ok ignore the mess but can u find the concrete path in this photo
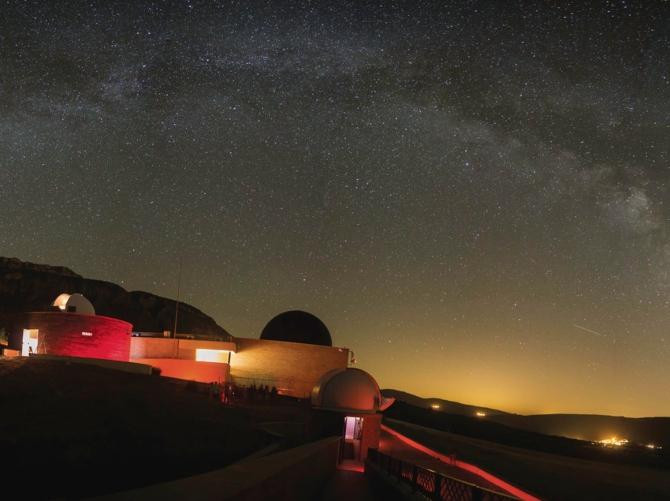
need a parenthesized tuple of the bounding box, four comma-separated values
(316, 468, 379, 501)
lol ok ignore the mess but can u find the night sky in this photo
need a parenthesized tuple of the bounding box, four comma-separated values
(2, 1, 669, 417)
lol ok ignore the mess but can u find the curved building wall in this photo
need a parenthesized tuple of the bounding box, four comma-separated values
(312, 368, 382, 413)
(4, 312, 132, 362)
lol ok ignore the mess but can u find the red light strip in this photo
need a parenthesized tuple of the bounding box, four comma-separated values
(381, 424, 540, 501)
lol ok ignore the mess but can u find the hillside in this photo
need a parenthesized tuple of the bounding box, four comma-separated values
(0, 357, 270, 498)
(383, 401, 669, 470)
(0, 256, 230, 339)
(382, 389, 670, 447)
(382, 389, 512, 417)
(384, 419, 670, 501)
(491, 413, 670, 447)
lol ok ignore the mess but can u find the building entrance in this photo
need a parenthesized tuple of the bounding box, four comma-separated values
(21, 329, 39, 356)
(341, 416, 363, 461)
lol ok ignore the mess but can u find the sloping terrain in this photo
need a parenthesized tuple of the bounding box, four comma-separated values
(384, 419, 670, 501)
(382, 389, 670, 446)
(491, 413, 670, 447)
(382, 389, 511, 416)
(383, 401, 669, 470)
(0, 357, 270, 498)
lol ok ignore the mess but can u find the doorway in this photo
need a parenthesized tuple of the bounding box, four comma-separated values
(21, 329, 39, 356)
(341, 416, 363, 461)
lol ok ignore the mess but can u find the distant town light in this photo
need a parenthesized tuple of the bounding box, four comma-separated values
(475, 411, 487, 417)
(598, 437, 628, 447)
(646, 443, 661, 450)
(430, 403, 441, 410)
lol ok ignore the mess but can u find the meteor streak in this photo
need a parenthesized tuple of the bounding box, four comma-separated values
(573, 324, 606, 337)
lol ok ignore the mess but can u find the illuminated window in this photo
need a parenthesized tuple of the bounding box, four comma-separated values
(195, 349, 229, 363)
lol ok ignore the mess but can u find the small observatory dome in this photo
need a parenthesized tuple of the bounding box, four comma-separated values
(260, 310, 332, 347)
(52, 293, 95, 315)
(311, 368, 394, 413)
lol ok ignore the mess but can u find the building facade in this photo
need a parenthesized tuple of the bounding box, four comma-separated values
(1, 296, 351, 395)
(3, 311, 132, 362)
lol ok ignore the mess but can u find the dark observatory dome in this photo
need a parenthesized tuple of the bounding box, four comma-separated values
(260, 310, 332, 347)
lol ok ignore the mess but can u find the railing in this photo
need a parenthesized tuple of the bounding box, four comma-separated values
(367, 448, 518, 501)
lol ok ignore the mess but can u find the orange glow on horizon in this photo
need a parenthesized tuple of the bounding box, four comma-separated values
(366, 340, 669, 417)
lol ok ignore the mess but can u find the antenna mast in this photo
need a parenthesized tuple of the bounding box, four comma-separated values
(173, 257, 182, 338)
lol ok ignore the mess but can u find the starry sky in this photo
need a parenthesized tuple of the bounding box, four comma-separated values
(2, 1, 669, 417)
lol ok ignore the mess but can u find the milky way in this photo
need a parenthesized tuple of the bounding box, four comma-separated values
(1, 1, 668, 415)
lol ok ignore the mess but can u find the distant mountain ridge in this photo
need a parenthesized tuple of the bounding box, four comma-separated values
(382, 389, 512, 417)
(0, 257, 231, 339)
(382, 389, 670, 446)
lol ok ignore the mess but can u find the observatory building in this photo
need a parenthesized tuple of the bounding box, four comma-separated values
(1, 298, 392, 465)
(2, 293, 132, 361)
(260, 310, 333, 346)
(311, 368, 394, 462)
(52, 293, 96, 315)
(126, 310, 350, 395)
(2, 300, 351, 396)
(228, 310, 349, 397)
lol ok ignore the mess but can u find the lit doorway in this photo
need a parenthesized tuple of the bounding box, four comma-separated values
(342, 416, 363, 461)
(21, 329, 39, 356)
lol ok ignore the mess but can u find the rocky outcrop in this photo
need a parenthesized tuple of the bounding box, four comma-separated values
(0, 257, 231, 340)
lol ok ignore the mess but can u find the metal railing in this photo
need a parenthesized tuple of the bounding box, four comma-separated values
(367, 448, 518, 501)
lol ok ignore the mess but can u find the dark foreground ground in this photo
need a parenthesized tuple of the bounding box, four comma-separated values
(385, 419, 670, 501)
(0, 357, 271, 498)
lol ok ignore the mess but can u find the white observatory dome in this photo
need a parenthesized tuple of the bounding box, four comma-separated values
(52, 293, 95, 315)
(311, 368, 394, 414)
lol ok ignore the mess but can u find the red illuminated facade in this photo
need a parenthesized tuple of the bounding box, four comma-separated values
(4, 311, 132, 362)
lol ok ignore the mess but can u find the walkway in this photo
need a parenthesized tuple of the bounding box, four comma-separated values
(319, 423, 537, 501)
(316, 467, 379, 501)
(378, 426, 514, 496)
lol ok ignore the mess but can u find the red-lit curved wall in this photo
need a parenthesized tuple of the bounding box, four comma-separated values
(5, 312, 132, 362)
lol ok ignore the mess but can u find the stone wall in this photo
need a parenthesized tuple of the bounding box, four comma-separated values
(130, 337, 179, 358)
(133, 358, 230, 383)
(129, 337, 236, 360)
(231, 338, 349, 398)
